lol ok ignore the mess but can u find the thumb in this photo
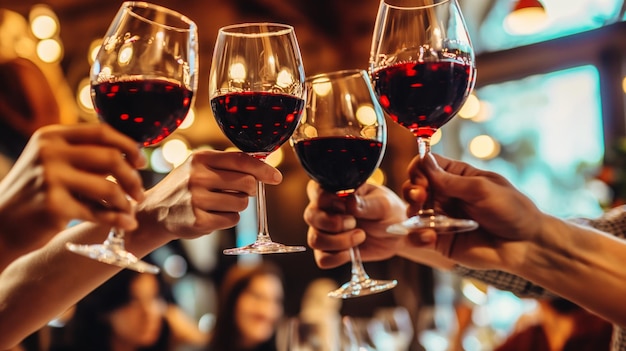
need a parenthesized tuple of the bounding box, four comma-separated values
(346, 190, 390, 221)
(421, 153, 477, 202)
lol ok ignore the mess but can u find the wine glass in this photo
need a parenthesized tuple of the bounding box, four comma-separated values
(209, 23, 306, 255)
(66, 1, 198, 273)
(369, 0, 478, 234)
(277, 316, 369, 351)
(291, 69, 397, 298)
(367, 306, 414, 351)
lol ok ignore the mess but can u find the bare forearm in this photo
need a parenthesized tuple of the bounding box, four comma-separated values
(0, 221, 170, 348)
(514, 216, 626, 327)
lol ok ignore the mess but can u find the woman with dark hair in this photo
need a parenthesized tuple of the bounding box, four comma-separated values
(55, 270, 171, 351)
(54, 268, 207, 351)
(207, 262, 285, 351)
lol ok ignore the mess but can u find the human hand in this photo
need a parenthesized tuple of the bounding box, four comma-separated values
(303, 180, 409, 269)
(401, 153, 547, 270)
(0, 123, 145, 259)
(134, 150, 282, 244)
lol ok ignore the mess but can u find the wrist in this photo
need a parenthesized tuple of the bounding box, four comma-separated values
(510, 214, 582, 283)
(125, 201, 173, 257)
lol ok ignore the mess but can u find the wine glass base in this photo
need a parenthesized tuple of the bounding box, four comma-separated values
(65, 242, 160, 274)
(387, 214, 478, 235)
(223, 241, 306, 255)
(328, 278, 398, 299)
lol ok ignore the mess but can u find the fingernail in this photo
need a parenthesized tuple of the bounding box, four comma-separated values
(352, 231, 366, 245)
(408, 188, 421, 202)
(343, 217, 356, 230)
(273, 170, 283, 183)
(133, 189, 145, 202)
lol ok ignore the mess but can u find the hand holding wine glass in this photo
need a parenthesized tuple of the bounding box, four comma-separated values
(66, 1, 198, 273)
(291, 69, 397, 298)
(209, 23, 306, 255)
(369, 0, 478, 234)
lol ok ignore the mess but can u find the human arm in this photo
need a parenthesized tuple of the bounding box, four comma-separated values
(0, 149, 282, 348)
(0, 123, 145, 270)
(401, 154, 626, 328)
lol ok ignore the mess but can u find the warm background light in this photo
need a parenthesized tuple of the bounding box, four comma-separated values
(503, 0, 549, 35)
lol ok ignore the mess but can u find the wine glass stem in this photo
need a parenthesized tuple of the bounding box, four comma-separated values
(349, 246, 371, 283)
(255, 180, 272, 242)
(105, 227, 126, 249)
(417, 136, 436, 215)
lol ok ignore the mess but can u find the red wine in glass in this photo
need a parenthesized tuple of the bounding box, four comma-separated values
(66, 1, 198, 273)
(372, 60, 475, 137)
(294, 136, 384, 195)
(292, 69, 397, 299)
(93, 77, 194, 146)
(369, 0, 479, 234)
(209, 22, 307, 255)
(210, 92, 304, 154)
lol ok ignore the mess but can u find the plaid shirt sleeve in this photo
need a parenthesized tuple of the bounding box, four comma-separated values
(451, 205, 626, 351)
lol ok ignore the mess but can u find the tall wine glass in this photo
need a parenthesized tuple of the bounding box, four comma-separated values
(209, 23, 306, 255)
(66, 1, 198, 273)
(369, 0, 479, 234)
(291, 69, 397, 298)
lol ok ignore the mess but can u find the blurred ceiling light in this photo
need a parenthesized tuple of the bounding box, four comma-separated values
(88, 39, 102, 64)
(462, 279, 488, 305)
(229, 62, 246, 81)
(311, 78, 332, 96)
(276, 69, 294, 88)
(430, 129, 442, 146)
(162, 138, 191, 167)
(459, 94, 480, 119)
(179, 108, 195, 130)
(150, 147, 173, 173)
(76, 78, 94, 112)
(36, 38, 62, 63)
(471, 100, 494, 123)
(163, 254, 188, 279)
(469, 134, 500, 160)
(29, 5, 59, 39)
(367, 168, 386, 186)
(356, 104, 377, 125)
(266, 148, 283, 167)
(622, 76, 626, 94)
(503, 0, 549, 35)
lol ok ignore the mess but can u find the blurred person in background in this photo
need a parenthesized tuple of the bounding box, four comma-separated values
(207, 262, 285, 351)
(51, 268, 208, 351)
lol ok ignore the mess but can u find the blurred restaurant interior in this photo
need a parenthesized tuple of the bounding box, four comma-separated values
(1, 0, 626, 349)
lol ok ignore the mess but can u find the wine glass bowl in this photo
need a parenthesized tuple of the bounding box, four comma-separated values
(66, 1, 198, 273)
(209, 23, 306, 255)
(291, 69, 397, 298)
(369, 0, 478, 234)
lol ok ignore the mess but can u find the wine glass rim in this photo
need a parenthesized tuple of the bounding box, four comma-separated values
(219, 22, 294, 37)
(305, 69, 366, 83)
(121, 1, 197, 32)
(382, 0, 451, 10)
